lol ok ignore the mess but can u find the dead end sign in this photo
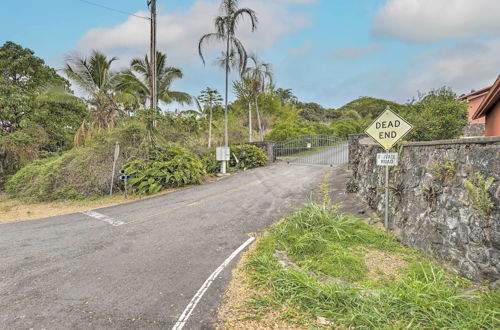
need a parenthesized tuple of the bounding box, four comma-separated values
(365, 106, 413, 150)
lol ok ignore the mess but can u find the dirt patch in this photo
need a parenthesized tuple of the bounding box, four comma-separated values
(217, 241, 321, 330)
(364, 249, 408, 282)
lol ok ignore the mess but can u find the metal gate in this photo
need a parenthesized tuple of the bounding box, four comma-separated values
(274, 135, 348, 166)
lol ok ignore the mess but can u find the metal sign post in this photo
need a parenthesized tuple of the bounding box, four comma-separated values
(365, 107, 412, 230)
(110, 142, 120, 196)
(216, 147, 230, 174)
(119, 170, 131, 199)
(385, 151, 389, 229)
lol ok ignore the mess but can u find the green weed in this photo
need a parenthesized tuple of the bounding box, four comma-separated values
(244, 203, 500, 329)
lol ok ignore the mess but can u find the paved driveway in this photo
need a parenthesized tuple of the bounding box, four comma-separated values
(0, 163, 333, 329)
(290, 144, 348, 166)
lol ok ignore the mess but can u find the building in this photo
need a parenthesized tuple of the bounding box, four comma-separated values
(459, 87, 489, 123)
(472, 75, 500, 136)
(459, 87, 489, 137)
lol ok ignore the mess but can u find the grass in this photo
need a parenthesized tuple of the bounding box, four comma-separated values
(235, 202, 499, 329)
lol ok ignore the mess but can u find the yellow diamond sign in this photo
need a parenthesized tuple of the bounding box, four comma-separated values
(365, 106, 413, 150)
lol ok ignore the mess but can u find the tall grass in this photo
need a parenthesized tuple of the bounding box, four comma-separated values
(245, 203, 500, 329)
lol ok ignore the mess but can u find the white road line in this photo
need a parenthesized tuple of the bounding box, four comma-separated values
(171, 237, 256, 330)
(79, 210, 124, 226)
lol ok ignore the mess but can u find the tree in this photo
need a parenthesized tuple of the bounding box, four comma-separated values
(117, 51, 191, 109)
(244, 54, 272, 141)
(402, 87, 468, 141)
(64, 50, 121, 146)
(233, 77, 255, 142)
(198, 87, 223, 147)
(275, 88, 298, 106)
(335, 97, 403, 120)
(198, 0, 258, 172)
(0, 42, 69, 134)
(0, 42, 85, 185)
(297, 102, 329, 122)
(0, 41, 68, 93)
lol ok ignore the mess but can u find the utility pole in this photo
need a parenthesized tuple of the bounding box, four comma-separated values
(148, 0, 157, 110)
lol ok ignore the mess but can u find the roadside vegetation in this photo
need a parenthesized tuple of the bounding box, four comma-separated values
(219, 202, 499, 329)
(0, 0, 469, 207)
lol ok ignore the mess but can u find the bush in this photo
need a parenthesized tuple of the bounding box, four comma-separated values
(201, 152, 220, 175)
(123, 143, 206, 195)
(402, 87, 468, 141)
(200, 144, 268, 174)
(229, 144, 268, 169)
(6, 122, 149, 201)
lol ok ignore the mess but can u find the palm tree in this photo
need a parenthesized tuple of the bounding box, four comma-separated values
(64, 50, 120, 146)
(198, 0, 258, 173)
(198, 87, 223, 148)
(233, 77, 255, 142)
(244, 54, 273, 141)
(118, 51, 191, 109)
(275, 88, 298, 106)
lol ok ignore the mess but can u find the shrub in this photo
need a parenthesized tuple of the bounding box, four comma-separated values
(6, 122, 148, 201)
(229, 144, 268, 169)
(463, 172, 495, 216)
(402, 87, 468, 141)
(201, 152, 220, 175)
(123, 143, 206, 195)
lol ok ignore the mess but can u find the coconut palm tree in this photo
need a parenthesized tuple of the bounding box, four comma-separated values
(117, 51, 191, 109)
(198, 0, 258, 173)
(64, 50, 120, 146)
(244, 54, 273, 141)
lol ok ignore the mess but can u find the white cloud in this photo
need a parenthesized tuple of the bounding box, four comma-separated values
(332, 45, 383, 60)
(389, 38, 500, 100)
(76, 0, 312, 67)
(373, 0, 500, 42)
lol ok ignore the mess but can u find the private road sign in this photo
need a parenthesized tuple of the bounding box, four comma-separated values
(365, 106, 413, 150)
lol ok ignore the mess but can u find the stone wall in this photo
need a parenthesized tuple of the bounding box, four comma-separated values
(248, 141, 276, 164)
(463, 122, 485, 137)
(349, 134, 500, 284)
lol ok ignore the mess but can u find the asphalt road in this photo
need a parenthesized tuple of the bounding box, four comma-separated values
(0, 163, 333, 329)
(290, 144, 349, 166)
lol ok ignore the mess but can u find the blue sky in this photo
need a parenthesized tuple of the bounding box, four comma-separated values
(1, 0, 500, 109)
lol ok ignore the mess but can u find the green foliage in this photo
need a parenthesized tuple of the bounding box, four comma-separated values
(463, 172, 495, 216)
(266, 108, 335, 141)
(201, 144, 267, 174)
(201, 152, 220, 175)
(335, 97, 403, 120)
(0, 41, 69, 93)
(402, 87, 468, 141)
(0, 42, 85, 186)
(5, 122, 149, 201)
(123, 143, 206, 195)
(430, 159, 458, 186)
(244, 203, 499, 329)
(297, 102, 336, 122)
(229, 144, 268, 169)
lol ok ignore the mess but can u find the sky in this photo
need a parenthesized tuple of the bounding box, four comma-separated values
(1, 0, 500, 110)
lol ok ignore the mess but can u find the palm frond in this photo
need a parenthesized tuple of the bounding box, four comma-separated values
(198, 32, 224, 65)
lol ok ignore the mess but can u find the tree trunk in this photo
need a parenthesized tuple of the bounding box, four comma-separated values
(208, 107, 213, 148)
(248, 103, 253, 142)
(255, 95, 263, 141)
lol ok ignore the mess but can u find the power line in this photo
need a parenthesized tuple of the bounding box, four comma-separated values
(76, 0, 151, 20)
